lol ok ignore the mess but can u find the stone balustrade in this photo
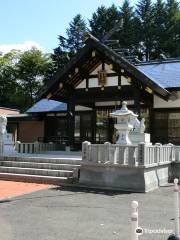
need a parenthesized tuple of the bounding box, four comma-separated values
(82, 141, 177, 166)
(15, 141, 66, 154)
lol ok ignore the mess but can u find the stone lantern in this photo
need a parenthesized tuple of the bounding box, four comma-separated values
(110, 101, 138, 145)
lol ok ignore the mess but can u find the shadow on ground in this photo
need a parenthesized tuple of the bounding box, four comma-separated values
(51, 185, 136, 196)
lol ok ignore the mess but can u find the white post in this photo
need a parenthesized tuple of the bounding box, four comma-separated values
(174, 178, 180, 235)
(131, 201, 138, 240)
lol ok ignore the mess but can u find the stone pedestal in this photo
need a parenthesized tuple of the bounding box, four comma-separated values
(3, 133, 16, 154)
(130, 132, 151, 145)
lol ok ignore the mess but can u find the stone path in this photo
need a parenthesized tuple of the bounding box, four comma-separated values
(0, 180, 50, 200)
(0, 183, 177, 240)
(4, 151, 82, 159)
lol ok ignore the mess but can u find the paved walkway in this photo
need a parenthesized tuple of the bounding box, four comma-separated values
(0, 183, 176, 240)
(0, 181, 50, 200)
(4, 151, 82, 159)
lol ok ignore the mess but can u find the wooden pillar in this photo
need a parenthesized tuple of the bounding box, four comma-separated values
(134, 88, 141, 117)
(148, 96, 154, 140)
(67, 98, 75, 150)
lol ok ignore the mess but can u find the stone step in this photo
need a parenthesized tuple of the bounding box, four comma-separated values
(0, 161, 80, 171)
(0, 166, 73, 178)
(0, 172, 74, 185)
(0, 156, 82, 165)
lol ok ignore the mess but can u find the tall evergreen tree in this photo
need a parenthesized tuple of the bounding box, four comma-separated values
(153, 0, 167, 58)
(136, 0, 155, 60)
(66, 14, 87, 52)
(89, 4, 121, 39)
(117, 0, 138, 49)
(52, 14, 87, 69)
(164, 0, 180, 57)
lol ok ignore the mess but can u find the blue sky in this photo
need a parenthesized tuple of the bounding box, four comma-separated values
(0, 0, 138, 53)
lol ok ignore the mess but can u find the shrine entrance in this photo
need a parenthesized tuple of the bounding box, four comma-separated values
(74, 112, 94, 147)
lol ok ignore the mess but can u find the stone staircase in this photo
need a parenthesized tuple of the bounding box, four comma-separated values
(0, 156, 82, 185)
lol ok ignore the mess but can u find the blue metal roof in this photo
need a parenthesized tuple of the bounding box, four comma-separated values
(137, 61, 180, 88)
(27, 99, 67, 113)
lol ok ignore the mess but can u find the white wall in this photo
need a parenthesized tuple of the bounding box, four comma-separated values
(76, 63, 130, 89)
(154, 91, 180, 108)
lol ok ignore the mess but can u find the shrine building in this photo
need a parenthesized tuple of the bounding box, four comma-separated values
(7, 33, 180, 149)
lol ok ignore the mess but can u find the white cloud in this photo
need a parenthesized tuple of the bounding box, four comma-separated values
(0, 40, 44, 54)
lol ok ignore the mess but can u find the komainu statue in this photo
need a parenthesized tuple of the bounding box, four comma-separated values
(130, 117, 145, 133)
(0, 115, 7, 141)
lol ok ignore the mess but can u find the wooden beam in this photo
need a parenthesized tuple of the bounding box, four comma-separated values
(134, 87, 141, 116)
(67, 98, 75, 150)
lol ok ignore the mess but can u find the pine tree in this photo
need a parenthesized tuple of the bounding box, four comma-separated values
(52, 14, 87, 70)
(89, 4, 121, 39)
(66, 14, 87, 52)
(153, 0, 167, 58)
(136, 0, 155, 60)
(164, 0, 180, 57)
(117, 0, 137, 49)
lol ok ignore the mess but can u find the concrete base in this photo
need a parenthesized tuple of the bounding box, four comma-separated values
(129, 132, 150, 145)
(79, 163, 170, 192)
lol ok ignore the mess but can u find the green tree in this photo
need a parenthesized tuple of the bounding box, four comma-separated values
(16, 48, 53, 109)
(153, 0, 167, 58)
(89, 4, 121, 39)
(0, 51, 19, 107)
(52, 14, 87, 69)
(164, 0, 180, 57)
(66, 14, 87, 52)
(117, 0, 138, 50)
(136, 0, 155, 60)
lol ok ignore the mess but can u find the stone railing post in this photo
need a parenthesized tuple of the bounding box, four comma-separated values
(128, 146, 137, 166)
(104, 142, 111, 163)
(34, 141, 39, 153)
(0, 140, 4, 156)
(167, 143, 175, 162)
(15, 141, 21, 152)
(155, 143, 162, 164)
(113, 145, 119, 164)
(20, 143, 24, 153)
(138, 142, 146, 166)
(82, 141, 91, 162)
